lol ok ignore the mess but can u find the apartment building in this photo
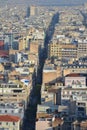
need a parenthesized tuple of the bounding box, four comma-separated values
(0, 102, 24, 119)
(37, 83, 61, 113)
(61, 75, 87, 118)
(0, 115, 21, 130)
(77, 42, 87, 59)
(0, 83, 29, 108)
(30, 6, 36, 16)
(19, 37, 28, 51)
(48, 42, 77, 60)
(36, 119, 52, 130)
(63, 65, 87, 76)
(42, 64, 62, 87)
(29, 40, 39, 55)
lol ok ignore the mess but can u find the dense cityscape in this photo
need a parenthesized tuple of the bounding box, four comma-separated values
(0, 1, 87, 130)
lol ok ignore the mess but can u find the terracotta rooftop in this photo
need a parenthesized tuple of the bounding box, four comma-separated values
(0, 50, 9, 57)
(66, 73, 81, 77)
(0, 115, 20, 122)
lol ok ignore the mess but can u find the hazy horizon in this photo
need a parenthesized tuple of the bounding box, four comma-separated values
(1, 0, 87, 6)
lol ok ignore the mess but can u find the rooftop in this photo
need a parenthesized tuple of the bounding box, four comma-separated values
(36, 120, 52, 130)
(0, 115, 20, 122)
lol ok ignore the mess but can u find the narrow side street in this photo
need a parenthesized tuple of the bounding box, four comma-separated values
(22, 12, 59, 130)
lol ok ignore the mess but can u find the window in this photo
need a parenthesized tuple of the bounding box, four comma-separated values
(5, 110, 7, 113)
(12, 110, 14, 113)
(13, 122, 15, 125)
(46, 109, 52, 114)
(0, 122, 2, 125)
(6, 122, 8, 125)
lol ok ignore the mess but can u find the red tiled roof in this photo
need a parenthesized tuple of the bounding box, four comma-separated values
(0, 115, 20, 122)
(0, 50, 9, 57)
(66, 73, 81, 77)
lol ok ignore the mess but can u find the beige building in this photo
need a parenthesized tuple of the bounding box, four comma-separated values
(63, 65, 87, 76)
(8, 70, 20, 80)
(48, 42, 62, 58)
(19, 37, 28, 51)
(30, 6, 36, 16)
(0, 83, 29, 107)
(28, 52, 38, 65)
(0, 115, 21, 130)
(43, 64, 62, 85)
(29, 40, 39, 55)
(77, 42, 87, 59)
(36, 120, 52, 130)
(48, 42, 77, 60)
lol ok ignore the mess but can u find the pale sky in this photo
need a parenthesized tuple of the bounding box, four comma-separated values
(1, 0, 87, 6)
